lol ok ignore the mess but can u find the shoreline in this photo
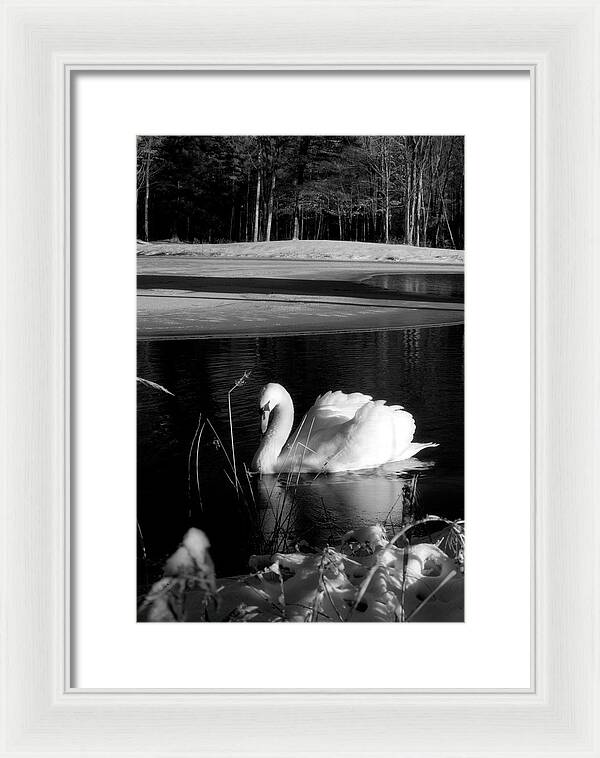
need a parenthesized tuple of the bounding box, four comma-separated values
(137, 239, 464, 265)
(137, 257, 464, 340)
(138, 318, 464, 342)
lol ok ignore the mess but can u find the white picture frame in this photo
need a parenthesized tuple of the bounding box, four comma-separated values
(1, 1, 599, 755)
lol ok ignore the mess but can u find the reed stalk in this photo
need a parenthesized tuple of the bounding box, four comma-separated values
(136, 377, 175, 396)
(137, 520, 147, 561)
(187, 412, 204, 502)
(226, 369, 252, 495)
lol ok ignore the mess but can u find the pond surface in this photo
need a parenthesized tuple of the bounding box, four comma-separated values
(137, 325, 463, 591)
(363, 273, 464, 303)
(138, 269, 464, 305)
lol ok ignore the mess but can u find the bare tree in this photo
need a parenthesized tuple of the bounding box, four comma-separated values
(136, 136, 164, 242)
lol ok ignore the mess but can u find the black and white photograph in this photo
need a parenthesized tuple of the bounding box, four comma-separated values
(136, 135, 464, 622)
(9, 0, 600, 750)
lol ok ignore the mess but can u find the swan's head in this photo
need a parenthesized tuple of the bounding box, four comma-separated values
(258, 382, 288, 434)
(252, 383, 295, 474)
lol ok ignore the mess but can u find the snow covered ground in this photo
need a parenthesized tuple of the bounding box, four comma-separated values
(137, 239, 464, 264)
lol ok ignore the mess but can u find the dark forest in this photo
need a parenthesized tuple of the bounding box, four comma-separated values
(137, 135, 464, 249)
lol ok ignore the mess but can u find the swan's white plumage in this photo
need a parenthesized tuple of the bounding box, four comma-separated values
(252, 383, 437, 474)
(295, 390, 373, 436)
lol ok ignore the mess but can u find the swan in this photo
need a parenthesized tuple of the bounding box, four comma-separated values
(251, 382, 438, 474)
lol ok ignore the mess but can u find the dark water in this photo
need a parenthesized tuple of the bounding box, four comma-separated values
(137, 271, 463, 304)
(363, 273, 464, 303)
(137, 325, 464, 590)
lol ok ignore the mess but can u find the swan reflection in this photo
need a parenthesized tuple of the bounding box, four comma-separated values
(253, 458, 434, 552)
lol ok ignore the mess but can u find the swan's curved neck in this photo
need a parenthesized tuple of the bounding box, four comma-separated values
(253, 390, 294, 473)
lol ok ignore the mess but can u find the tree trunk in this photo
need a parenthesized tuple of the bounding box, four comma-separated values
(171, 179, 181, 241)
(245, 168, 250, 242)
(404, 139, 413, 245)
(441, 196, 456, 248)
(382, 140, 390, 244)
(384, 183, 390, 244)
(144, 146, 151, 241)
(409, 141, 421, 245)
(253, 160, 261, 243)
(416, 163, 424, 246)
(292, 137, 310, 240)
(433, 137, 455, 248)
(265, 167, 276, 241)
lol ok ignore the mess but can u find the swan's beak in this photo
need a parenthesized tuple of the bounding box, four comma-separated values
(260, 401, 271, 434)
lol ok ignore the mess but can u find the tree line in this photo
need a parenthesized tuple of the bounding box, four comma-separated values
(137, 135, 464, 249)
